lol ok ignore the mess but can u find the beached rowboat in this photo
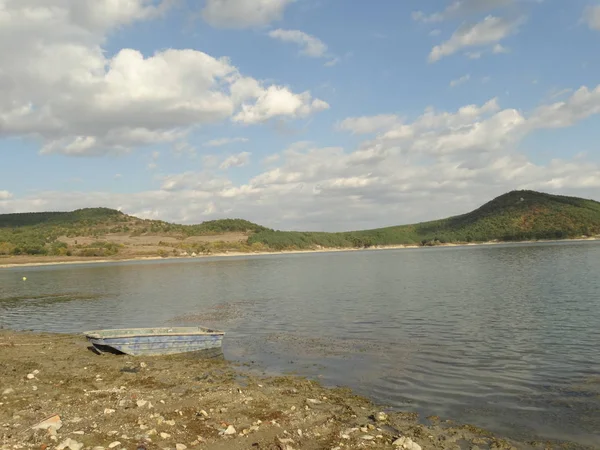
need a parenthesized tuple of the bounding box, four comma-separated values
(83, 327, 224, 356)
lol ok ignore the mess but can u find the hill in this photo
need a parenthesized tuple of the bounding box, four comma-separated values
(1, 190, 599, 259)
(0, 208, 269, 257)
(247, 190, 600, 249)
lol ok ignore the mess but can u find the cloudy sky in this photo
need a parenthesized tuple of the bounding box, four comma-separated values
(1, 0, 599, 231)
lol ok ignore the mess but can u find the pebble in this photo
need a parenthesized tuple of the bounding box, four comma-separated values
(104, 409, 116, 415)
(199, 410, 209, 417)
(136, 400, 148, 408)
(72, 431, 84, 435)
(2, 388, 14, 395)
(108, 442, 121, 449)
(92, 447, 105, 450)
(306, 398, 322, 404)
(26, 374, 35, 380)
(140, 362, 147, 368)
(375, 412, 388, 422)
(33, 370, 40, 375)
(175, 445, 187, 450)
(392, 436, 422, 450)
(160, 432, 171, 439)
(32, 386, 38, 391)
(223, 425, 236, 435)
(56, 439, 84, 450)
(165, 419, 176, 426)
(361, 435, 375, 440)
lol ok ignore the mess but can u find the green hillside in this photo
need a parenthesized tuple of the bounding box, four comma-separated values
(0, 208, 269, 256)
(1, 190, 599, 257)
(248, 190, 600, 249)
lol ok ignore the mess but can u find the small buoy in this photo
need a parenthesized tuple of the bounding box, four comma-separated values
(22, 277, 27, 281)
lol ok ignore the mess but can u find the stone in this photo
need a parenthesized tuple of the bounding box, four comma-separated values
(26, 374, 35, 380)
(199, 410, 209, 417)
(108, 442, 121, 449)
(137, 400, 148, 408)
(160, 432, 171, 439)
(104, 409, 116, 415)
(392, 436, 422, 450)
(306, 398, 322, 404)
(361, 435, 375, 440)
(140, 362, 148, 368)
(72, 431, 84, 435)
(32, 386, 38, 391)
(2, 388, 14, 395)
(165, 419, 176, 426)
(33, 370, 40, 375)
(92, 447, 105, 450)
(375, 412, 388, 422)
(223, 425, 236, 435)
(175, 445, 187, 450)
(56, 439, 84, 450)
(32, 414, 63, 432)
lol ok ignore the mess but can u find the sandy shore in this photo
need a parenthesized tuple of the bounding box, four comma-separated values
(0, 331, 559, 450)
(0, 237, 598, 270)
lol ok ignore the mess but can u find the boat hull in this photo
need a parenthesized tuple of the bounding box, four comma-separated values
(84, 327, 224, 356)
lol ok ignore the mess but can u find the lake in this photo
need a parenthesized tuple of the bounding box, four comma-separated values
(1, 241, 599, 448)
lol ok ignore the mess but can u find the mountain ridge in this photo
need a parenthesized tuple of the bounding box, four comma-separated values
(1, 190, 599, 257)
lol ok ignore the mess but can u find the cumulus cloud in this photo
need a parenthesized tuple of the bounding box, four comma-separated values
(450, 74, 471, 87)
(3, 85, 600, 231)
(234, 86, 329, 124)
(201, 0, 293, 29)
(413, 0, 513, 23)
(0, 190, 13, 200)
(0, 0, 327, 156)
(268, 29, 328, 57)
(429, 15, 523, 62)
(220, 152, 252, 169)
(336, 115, 400, 134)
(204, 137, 249, 147)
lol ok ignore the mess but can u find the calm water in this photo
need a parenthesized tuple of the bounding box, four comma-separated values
(1, 242, 600, 447)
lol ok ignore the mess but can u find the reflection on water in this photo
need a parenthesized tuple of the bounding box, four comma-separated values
(1, 242, 600, 447)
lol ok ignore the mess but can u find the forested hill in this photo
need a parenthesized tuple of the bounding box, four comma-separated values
(1, 190, 599, 257)
(248, 190, 600, 249)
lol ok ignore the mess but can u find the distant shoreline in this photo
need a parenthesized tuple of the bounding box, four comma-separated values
(0, 236, 598, 269)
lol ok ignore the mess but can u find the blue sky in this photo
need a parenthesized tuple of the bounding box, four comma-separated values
(1, 0, 599, 230)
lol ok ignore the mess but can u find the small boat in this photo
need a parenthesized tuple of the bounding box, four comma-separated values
(83, 327, 224, 356)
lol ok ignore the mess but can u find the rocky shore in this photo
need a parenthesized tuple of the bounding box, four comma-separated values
(0, 331, 563, 450)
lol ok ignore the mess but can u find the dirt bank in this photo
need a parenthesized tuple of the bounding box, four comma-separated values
(0, 331, 576, 450)
(1, 237, 598, 269)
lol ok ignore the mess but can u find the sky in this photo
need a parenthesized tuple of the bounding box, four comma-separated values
(1, 0, 600, 231)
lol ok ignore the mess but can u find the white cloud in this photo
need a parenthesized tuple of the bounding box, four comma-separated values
(492, 43, 510, 53)
(413, 0, 514, 23)
(0, 190, 13, 200)
(204, 137, 249, 147)
(202, 0, 293, 29)
(324, 57, 341, 67)
(0, 0, 327, 156)
(584, 5, 600, 30)
(4, 83, 600, 231)
(234, 86, 329, 124)
(269, 29, 328, 58)
(450, 74, 471, 87)
(220, 152, 252, 169)
(429, 15, 523, 62)
(336, 115, 400, 135)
